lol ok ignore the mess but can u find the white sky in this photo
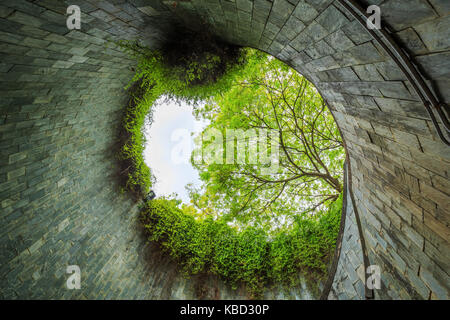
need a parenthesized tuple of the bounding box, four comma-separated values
(143, 97, 209, 203)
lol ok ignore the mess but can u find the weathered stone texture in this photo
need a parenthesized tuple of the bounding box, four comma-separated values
(0, 0, 449, 300)
(328, 167, 365, 300)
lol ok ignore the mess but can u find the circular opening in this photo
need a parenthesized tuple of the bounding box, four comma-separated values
(118, 36, 346, 297)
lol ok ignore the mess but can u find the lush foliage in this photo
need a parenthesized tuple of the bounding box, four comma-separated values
(117, 33, 250, 197)
(118, 81, 160, 197)
(141, 195, 342, 297)
(189, 53, 345, 231)
(118, 34, 344, 296)
(116, 33, 251, 107)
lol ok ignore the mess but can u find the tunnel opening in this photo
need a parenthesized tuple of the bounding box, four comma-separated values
(0, 0, 448, 300)
(118, 32, 346, 298)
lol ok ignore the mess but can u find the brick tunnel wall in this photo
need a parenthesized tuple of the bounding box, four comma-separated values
(327, 162, 366, 300)
(0, 0, 449, 299)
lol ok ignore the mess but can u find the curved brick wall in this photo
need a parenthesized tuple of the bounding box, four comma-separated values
(0, 0, 449, 299)
(326, 162, 366, 300)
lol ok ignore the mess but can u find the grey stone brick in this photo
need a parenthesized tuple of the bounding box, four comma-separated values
(419, 267, 449, 299)
(292, 1, 318, 23)
(0, 0, 448, 302)
(380, 0, 438, 31)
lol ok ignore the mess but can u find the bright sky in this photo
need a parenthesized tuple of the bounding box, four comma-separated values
(143, 97, 209, 203)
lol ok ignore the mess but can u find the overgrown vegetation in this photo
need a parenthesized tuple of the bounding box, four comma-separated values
(117, 30, 344, 297)
(190, 54, 345, 232)
(141, 195, 342, 297)
(118, 80, 158, 198)
(117, 31, 248, 197)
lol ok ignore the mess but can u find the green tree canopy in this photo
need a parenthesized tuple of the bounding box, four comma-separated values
(188, 50, 345, 232)
(119, 42, 345, 296)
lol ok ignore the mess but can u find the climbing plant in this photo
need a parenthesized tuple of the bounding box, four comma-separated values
(117, 31, 344, 297)
(117, 31, 253, 197)
(141, 195, 342, 297)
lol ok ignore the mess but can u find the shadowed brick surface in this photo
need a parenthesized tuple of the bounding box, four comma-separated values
(0, 0, 449, 299)
(328, 167, 365, 300)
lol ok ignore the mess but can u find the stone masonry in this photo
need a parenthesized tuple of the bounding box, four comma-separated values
(328, 163, 365, 300)
(0, 0, 449, 299)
